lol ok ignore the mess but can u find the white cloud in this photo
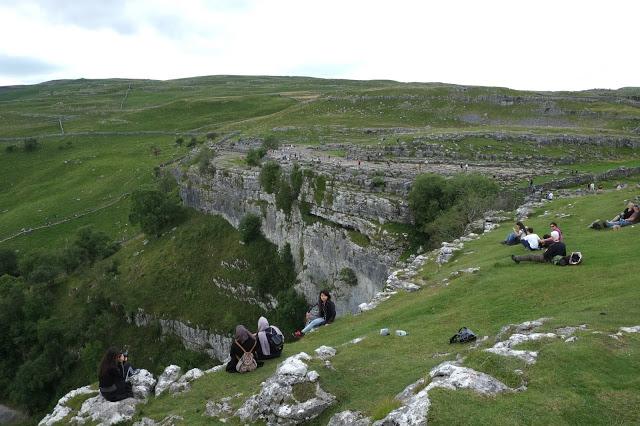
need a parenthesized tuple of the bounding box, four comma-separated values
(0, 0, 637, 90)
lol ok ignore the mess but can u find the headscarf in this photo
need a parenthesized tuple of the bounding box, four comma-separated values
(235, 325, 251, 344)
(256, 316, 283, 356)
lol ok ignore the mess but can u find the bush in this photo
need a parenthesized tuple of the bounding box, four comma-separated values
(339, 267, 358, 286)
(371, 176, 386, 188)
(246, 147, 266, 167)
(290, 163, 303, 199)
(239, 214, 262, 243)
(262, 135, 280, 151)
(19, 251, 63, 284)
(259, 161, 281, 194)
(71, 226, 119, 264)
(314, 175, 327, 204)
(187, 137, 197, 148)
(129, 189, 184, 237)
(408, 174, 450, 228)
(5, 145, 17, 153)
(23, 138, 39, 152)
(206, 132, 218, 140)
(196, 148, 215, 173)
(175, 137, 184, 146)
(275, 178, 293, 215)
(0, 249, 18, 276)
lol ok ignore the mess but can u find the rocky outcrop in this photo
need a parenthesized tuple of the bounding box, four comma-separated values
(155, 365, 182, 397)
(39, 386, 98, 426)
(133, 309, 231, 362)
(177, 165, 408, 314)
(234, 352, 335, 424)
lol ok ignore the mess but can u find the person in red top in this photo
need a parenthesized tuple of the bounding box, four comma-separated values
(540, 222, 563, 247)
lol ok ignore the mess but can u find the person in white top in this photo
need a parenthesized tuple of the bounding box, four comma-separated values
(521, 227, 541, 250)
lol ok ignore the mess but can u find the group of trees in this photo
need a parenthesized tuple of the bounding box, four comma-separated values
(408, 173, 501, 245)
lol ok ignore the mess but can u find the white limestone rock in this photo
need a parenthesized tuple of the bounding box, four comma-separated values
(155, 365, 182, 397)
(71, 395, 139, 426)
(314, 345, 337, 360)
(130, 369, 156, 399)
(485, 332, 557, 364)
(428, 361, 511, 396)
(327, 410, 372, 426)
(39, 385, 98, 426)
(169, 368, 204, 395)
(133, 415, 183, 426)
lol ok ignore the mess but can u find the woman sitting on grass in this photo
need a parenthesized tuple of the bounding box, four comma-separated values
(293, 289, 336, 338)
(98, 347, 134, 402)
(226, 325, 263, 373)
(255, 316, 284, 360)
(502, 221, 527, 245)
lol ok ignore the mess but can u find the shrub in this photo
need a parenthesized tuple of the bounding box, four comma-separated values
(196, 148, 215, 173)
(275, 179, 293, 215)
(262, 135, 280, 151)
(246, 147, 266, 167)
(339, 267, 358, 286)
(175, 137, 184, 146)
(290, 163, 303, 199)
(187, 137, 197, 148)
(0, 249, 18, 277)
(129, 189, 184, 237)
(239, 213, 262, 243)
(19, 251, 63, 284)
(259, 161, 281, 194)
(408, 174, 450, 228)
(23, 138, 39, 152)
(206, 132, 218, 140)
(314, 175, 327, 204)
(71, 225, 119, 264)
(371, 175, 386, 188)
(5, 145, 17, 153)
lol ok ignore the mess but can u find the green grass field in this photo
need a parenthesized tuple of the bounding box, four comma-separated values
(125, 187, 640, 425)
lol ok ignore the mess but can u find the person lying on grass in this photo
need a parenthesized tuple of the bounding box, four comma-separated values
(511, 231, 566, 264)
(293, 289, 336, 338)
(589, 204, 639, 230)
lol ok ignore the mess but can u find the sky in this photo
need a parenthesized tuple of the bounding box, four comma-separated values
(0, 0, 638, 91)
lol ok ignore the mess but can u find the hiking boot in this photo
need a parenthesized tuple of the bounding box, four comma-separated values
(511, 255, 520, 264)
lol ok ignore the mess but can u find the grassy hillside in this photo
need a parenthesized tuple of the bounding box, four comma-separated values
(120, 187, 640, 425)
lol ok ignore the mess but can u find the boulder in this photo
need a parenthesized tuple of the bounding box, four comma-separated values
(130, 369, 156, 399)
(39, 386, 98, 426)
(71, 395, 139, 426)
(168, 368, 204, 395)
(155, 365, 182, 396)
(314, 345, 337, 360)
(328, 410, 371, 426)
(235, 352, 335, 424)
(132, 415, 184, 426)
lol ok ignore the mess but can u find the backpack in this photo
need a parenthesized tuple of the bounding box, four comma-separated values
(266, 327, 284, 354)
(235, 340, 257, 373)
(449, 327, 477, 344)
(568, 251, 582, 265)
(552, 255, 569, 266)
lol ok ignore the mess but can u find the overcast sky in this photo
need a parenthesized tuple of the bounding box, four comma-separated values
(0, 0, 638, 91)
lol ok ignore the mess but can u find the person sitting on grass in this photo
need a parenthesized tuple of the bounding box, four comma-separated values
(511, 231, 566, 264)
(254, 316, 284, 360)
(502, 221, 527, 245)
(539, 222, 563, 247)
(226, 325, 264, 373)
(589, 204, 639, 230)
(521, 227, 541, 250)
(293, 289, 336, 338)
(98, 347, 134, 402)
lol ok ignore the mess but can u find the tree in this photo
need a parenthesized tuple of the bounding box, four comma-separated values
(408, 173, 450, 230)
(0, 248, 18, 276)
(246, 147, 265, 167)
(151, 146, 161, 157)
(175, 137, 184, 147)
(71, 226, 119, 264)
(262, 135, 280, 151)
(239, 214, 262, 243)
(129, 189, 184, 237)
(259, 161, 281, 194)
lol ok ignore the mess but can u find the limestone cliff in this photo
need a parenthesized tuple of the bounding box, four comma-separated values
(175, 162, 411, 314)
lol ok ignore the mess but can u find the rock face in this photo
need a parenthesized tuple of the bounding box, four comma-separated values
(235, 352, 336, 424)
(327, 410, 372, 426)
(168, 368, 204, 395)
(177, 166, 408, 314)
(133, 309, 231, 362)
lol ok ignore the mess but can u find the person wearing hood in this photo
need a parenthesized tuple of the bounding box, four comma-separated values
(511, 230, 566, 264)
(226, 325, 263, 373)
(294, 289, 336, 337)
(254, 316, 284, 360)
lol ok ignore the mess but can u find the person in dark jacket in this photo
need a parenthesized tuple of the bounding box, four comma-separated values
(254, 316, 284, 360)
(226, 325, 264, 373)
(511, 231, 566, 264)
(294, 290, 336, 337)
(98, 347, 133, 402)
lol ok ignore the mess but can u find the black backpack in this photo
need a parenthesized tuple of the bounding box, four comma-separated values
(266, 327, 284, 353)
(449, 327, 477, 344)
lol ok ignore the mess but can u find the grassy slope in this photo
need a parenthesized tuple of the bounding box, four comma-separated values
(132, 187, 640, 425)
